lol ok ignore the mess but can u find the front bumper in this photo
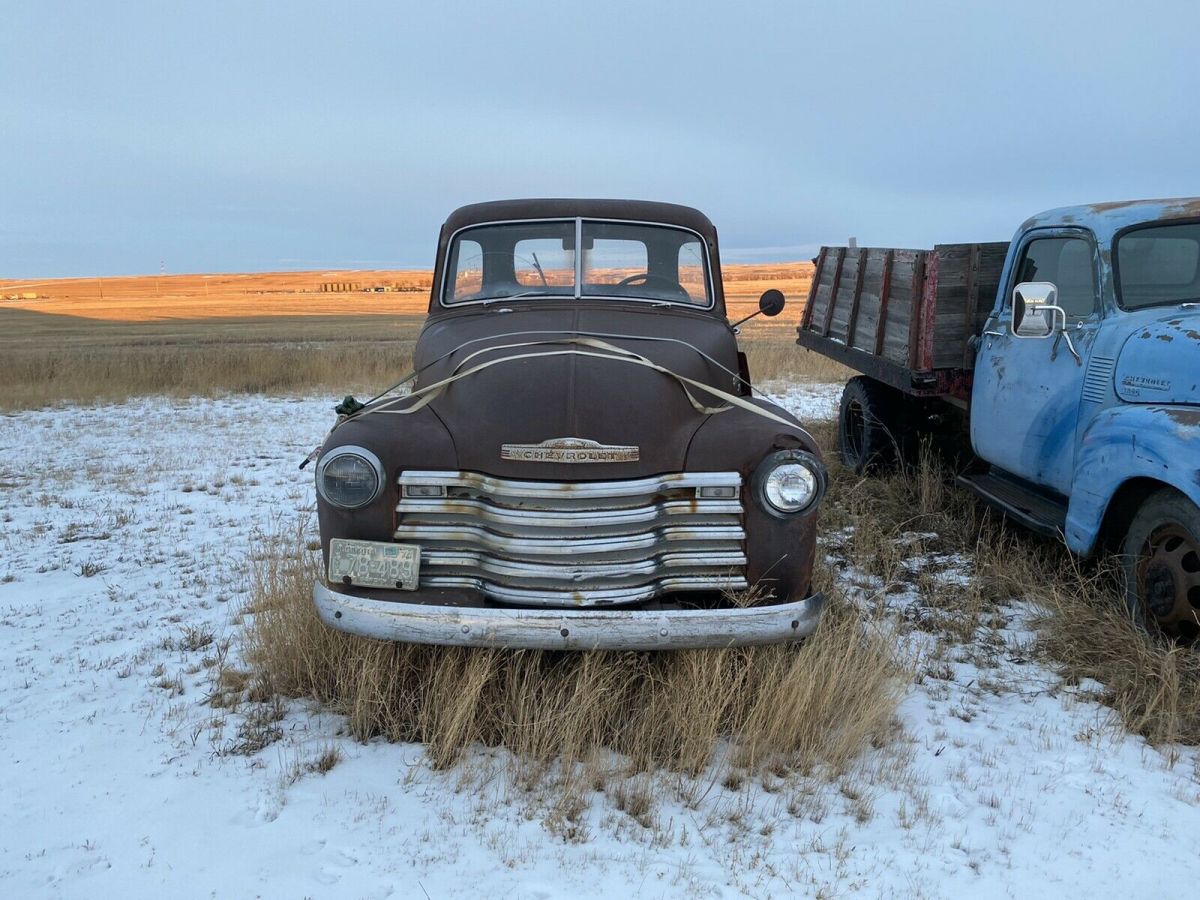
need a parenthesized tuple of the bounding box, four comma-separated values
(313, 581, 825, 650)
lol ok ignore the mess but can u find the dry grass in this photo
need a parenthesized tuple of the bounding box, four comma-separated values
(741, 329, 853, 384)
(810, 419, 1200, 749)
(0, 323, 839, 412)
(241, 525, 906, 783)
(1031, 559, 1200, 748)
(0, 262, 826, 411)
(0, 310, 424, 410)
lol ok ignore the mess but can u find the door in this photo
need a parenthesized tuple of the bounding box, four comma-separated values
(970, 230, 1101, 495)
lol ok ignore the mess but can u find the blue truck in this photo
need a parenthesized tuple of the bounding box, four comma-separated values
(796, 198, 1200, 637)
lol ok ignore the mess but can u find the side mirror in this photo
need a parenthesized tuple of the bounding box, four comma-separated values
(730, 289, 787, 332)
(758, 289, 786, 317)
(1011, 281, 1061, 339)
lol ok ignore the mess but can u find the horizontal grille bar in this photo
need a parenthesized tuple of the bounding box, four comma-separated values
(421, 550, 747, 582)
(394, 497, 742, 533)
(400, 470, 739, 504)
(397, 470, 746, 607)
(393, 525, 745, 556)
(417, 575, 751, 608)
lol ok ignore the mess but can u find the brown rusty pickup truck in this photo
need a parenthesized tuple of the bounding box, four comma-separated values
(309, 199, 827, 650)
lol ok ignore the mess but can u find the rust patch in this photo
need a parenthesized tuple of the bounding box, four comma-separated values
(1158, 334, 1175, 342)
(1166, 198, 1200, 217)
(1088, 198, 1200, 217)
(1087, 200, 1143, 214)
(1164, 408, 1200, 426)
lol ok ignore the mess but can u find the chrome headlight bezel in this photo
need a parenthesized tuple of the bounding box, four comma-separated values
(752, 450, 827, 518)
(315, 445, 385, 510)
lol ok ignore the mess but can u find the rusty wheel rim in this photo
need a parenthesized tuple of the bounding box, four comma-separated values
(1139, 523, 1200, 639)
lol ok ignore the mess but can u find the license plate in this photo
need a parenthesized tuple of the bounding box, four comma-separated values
(328, 539, 420, 590)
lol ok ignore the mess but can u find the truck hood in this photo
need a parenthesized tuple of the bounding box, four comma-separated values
(409, 303, 742, 479)
(1115, 310, 1200, 405)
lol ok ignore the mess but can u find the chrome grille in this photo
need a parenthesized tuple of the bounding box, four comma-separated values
(395, 471, 747, 607)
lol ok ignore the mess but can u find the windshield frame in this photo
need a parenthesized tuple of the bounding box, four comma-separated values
(438, 216, 715, 310)
(1113, 216, 1200, 312)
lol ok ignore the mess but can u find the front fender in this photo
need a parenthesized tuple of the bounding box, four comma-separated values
(1068, 404, 1200, 554)
(686, 400, 823, 603)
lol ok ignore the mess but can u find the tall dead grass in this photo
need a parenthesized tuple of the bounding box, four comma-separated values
(1031, 558, 1200, 747)
(810, 417, 1200, 749)
(2, 342, 417, 410)
(0, 306, 835, 411)
(241, 526, 906, 780)
(741, 331, 852, 384)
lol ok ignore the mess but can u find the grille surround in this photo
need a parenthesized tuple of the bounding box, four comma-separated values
(395, 471, 748, 607)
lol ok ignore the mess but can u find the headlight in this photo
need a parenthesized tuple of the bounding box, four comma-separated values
(315, 446, 384, 509)
(753, 450, 826, 516)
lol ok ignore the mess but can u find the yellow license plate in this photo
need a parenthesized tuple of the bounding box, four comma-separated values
(328, 539, 420, 590)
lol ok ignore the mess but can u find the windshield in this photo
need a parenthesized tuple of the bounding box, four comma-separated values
(443, 219, 711, 306)
(1116, 222, 1200, 310)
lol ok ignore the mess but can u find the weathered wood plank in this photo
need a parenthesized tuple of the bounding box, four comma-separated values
(821, 247, 847, 337)
(844, 247, 868, 351)
(800, 241, 1006, 377)
(873, 249, 895, 356)
(916, 251, 939, 370)
(800, 247, 827, 330)
(829, 251, 860, 343)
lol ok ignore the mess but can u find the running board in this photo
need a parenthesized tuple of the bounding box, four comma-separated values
(956, 470, 1067, 537)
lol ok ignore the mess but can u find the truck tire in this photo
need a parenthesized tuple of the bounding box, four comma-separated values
(1121, 489, 1200, 640)
(837, 376, 907, 474)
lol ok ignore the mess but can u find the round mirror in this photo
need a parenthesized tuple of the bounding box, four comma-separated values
(758, 289, 786, 317)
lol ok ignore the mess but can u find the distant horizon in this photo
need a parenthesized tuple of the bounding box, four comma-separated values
(0, 247, 824, 283)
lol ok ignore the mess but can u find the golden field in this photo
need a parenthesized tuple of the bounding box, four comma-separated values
(0, 262, 811, 323)
(0, 262, 831, 410)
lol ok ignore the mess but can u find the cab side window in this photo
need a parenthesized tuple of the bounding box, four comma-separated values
(1014, 237, 1097, 319)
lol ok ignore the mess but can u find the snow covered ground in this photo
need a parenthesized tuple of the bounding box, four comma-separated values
(2, 386, 1198, 898)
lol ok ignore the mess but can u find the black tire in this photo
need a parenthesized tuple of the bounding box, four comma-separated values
(837, 376, 910, 475)
(1121, 488, 1200, 640)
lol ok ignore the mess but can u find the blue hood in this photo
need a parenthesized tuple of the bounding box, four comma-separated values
(1115, 309, 1200, 405)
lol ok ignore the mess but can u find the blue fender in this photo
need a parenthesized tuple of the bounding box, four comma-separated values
(1067, 404, 1200, 554)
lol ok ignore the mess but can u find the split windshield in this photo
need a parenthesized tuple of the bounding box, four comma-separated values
(443, 219, 711, 307)
(1116, 222, 1200, 310)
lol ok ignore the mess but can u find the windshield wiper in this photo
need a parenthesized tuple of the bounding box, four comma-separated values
(481, 289, 571, 304)
(530, 252, 549, 287)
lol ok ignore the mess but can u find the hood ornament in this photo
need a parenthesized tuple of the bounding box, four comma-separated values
(501, 437, 640, 463)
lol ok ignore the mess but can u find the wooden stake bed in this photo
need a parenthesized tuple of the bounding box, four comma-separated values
(797, 242, 1009, 400)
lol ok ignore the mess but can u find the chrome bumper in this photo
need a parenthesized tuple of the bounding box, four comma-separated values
(313, 582, 825, 651)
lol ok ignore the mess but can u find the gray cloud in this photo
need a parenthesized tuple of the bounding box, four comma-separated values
(3, 0, 1196, 276)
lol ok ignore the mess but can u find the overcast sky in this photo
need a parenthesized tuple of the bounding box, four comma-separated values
(2, 0, 1197, 277)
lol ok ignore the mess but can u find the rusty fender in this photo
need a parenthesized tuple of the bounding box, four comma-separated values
(1069, 404, 1200, 555)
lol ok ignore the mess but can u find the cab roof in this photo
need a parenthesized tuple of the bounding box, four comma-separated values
(1020, 197, 1200, 242)
(441, 198, 718, 239)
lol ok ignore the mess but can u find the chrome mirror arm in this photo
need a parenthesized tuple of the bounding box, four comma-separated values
(1049, 309, 1082, 365)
